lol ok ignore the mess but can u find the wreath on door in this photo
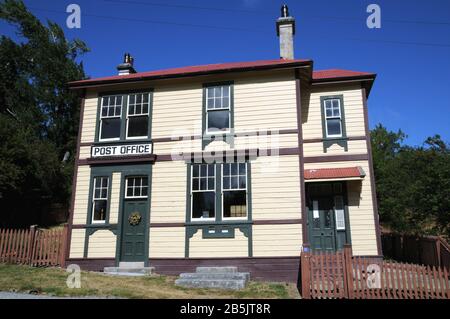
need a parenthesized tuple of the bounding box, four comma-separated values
(128, 212, 142, 226)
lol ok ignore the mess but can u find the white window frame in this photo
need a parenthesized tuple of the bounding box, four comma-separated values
(91, 176, 109, 224)
(126, 92, 150, 140)
(125, 176, 149, 199)
(190, 164, 216, 221)
(99, 95, 123, 142)
(323, 98, 343, 138)
(334, 195, 346, 230)
(205, 85, 231, 135)
(221, 162, 248, 221)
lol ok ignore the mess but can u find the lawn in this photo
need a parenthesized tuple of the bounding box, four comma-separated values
(0, 264, 300, 299)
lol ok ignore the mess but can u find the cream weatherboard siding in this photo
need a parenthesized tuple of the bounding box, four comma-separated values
(252, 155, 301, 220)
(72, 165, 90, 225)
(69, 229, 85, 258)
(108, 172, 121, 224)
(80, 91, 98, 144)
(253, 224, 302, 257)
(87, 230, 117, 258)
(304, 160, 378, 256)
(303, 140, 368, 157)
(189, 229, 248, 258)
(302, 85, 366, 140)
(150, 161, 186, 224)
(149, 227, 185, 258)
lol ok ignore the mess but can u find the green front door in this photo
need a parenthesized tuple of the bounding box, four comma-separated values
(120, 200, 148, 262)
(308, 197, 336, 252)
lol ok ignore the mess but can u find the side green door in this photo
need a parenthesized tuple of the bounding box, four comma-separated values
(308, 197, 336, 252)
(120, 200, 148, 262)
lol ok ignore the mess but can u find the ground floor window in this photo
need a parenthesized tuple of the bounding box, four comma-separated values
(126, 176, 149, 198)
(92, 176, 109, 223)
(190, 162, 249, 222)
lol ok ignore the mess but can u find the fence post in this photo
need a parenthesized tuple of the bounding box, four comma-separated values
(27, 225, 37, 265)
(300, 244, 311, 299)
(60, 224, 69, 268)
(343, 244, 354, 299)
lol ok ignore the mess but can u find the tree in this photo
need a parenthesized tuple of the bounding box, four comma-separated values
(0, 0, 88, 227)
(371, 125, 450, 238)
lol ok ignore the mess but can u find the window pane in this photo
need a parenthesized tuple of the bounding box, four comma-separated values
(200, 178, 206, 190)
(101, 188, 107, 198)
(239, 175, 246, 188)
(208, 110, 230, 132)
(200, 165, 207, 176)
(143, 94, 149, 103)
(116, 96, 122, 105)
(223, 86, 229, 97)
(208, 164, 215, 176)
(134, 187, 140, 197)
(239, 163, 246, 175)
(207, 98, 214, 109)
(93, 200, 107, 221)
(102, 107, 108, 117)
(231, 176, 238, 189)
(326, 108, 332, 117)
(223, 191, 246, 218)
(207, 88, 214, 98)
(192, 178, 199, 191)
(142, 177, 148, 187)
(326, 119, 342, 136)
(223, 176, 230, 190)
(207, 178, 215, 190)
(102, 178, 108, 187)
(127, 187, 133, 197)
(192, 192, 215, 219)
(230, 163, 237, 175)
(223, 163, 230, 176)
(101, 118, 121, 139)
(102, 98, 108, 106)
(141, 186, 148, 197)
(94, 188, 100, 198)
(193, 165, 199, 177)
(214, 87, 221, 97)
(128, 116, 148, 137)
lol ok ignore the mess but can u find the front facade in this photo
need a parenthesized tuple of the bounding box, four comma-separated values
(66, 8, 381, 282)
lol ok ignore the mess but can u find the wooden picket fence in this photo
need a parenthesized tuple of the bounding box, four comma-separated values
(300, 244, 450, 299)
(0, 225, 68, 267)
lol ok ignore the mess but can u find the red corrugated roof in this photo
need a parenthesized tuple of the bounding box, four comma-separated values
(305, 167, 365, 180)
(312, 69, 374, 80)
(69, 59, 311, 87)
(68, 58, 376, 88)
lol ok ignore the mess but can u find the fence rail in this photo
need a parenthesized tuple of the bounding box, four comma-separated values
(382, 233, 450, 271)
(300, 245, 450, 299)
(0, 225, 67, 267)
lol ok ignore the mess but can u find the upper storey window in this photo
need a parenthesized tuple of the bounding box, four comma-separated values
(100, 95, 122, 141)
(323, 98, 343, 138)
(206, 85, 231, 134)
(98, 92, 151, 142)
(127, 93, 150, 139)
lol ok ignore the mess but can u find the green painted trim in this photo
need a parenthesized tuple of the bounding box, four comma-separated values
(320, 95, 348, 153)
(202, 225, 235, 238)
(343, 181, 352, 245)
(95, 90, 154, 144)
(215, 164, 222, 222)
(202, 81, 235, 150)
(247, 162, 253, 257)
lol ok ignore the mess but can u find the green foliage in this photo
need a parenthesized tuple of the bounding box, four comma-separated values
(371, 125, 450, 238)
(0, 0, 88, 226)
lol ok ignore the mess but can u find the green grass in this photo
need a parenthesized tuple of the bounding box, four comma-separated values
(0, 264, 299, 299)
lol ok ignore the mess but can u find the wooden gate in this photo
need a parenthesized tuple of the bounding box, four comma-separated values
(300, 244, 450, 299)
(0, 225, 68, 267)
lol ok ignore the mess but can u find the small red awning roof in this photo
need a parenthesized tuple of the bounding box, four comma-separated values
(305, 167, 365, 181)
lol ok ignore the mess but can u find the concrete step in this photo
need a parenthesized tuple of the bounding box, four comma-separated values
(175, 278, 247, 290)
(103, 267, 154, 277)
(195, 266, 238, 273)
(179, 272, 250, 281)
(118, 262, 145, 268)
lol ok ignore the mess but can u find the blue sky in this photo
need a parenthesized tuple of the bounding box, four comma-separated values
(1, 0, 450, 145)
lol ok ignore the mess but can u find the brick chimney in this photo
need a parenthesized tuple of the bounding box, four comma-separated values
(276, 4, 296, 60)
(117, 53, 136, 75)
